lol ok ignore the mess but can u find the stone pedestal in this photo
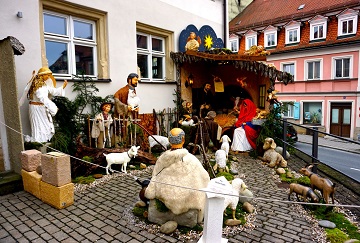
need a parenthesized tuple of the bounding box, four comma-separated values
(41, 152, 71, 187)
(21, 149, 41, 172)
(40, 181, 74, 209)
(21, 169, 42, 199)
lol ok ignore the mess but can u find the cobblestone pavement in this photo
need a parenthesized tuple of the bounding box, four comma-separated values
(0, 150, 359, 242)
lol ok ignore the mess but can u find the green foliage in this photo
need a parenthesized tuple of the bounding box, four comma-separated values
(51, 74, 113, 155)
(155, 198, 169, 212)
(279, 172, 297, 184)
(82, 156, 94, 163)
(325, 228, 349, 243)
(178, 224, 203, 234)
(216, 172, 234, 181)
(72, 176, 95, 184)
(296, 176, 311, 186)
(223, 203, 246, 225)
(24, 142, 43, 151)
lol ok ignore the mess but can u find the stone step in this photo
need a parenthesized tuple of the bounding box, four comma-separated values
(0, 171, 23, 196)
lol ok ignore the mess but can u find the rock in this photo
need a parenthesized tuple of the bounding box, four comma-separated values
(286, 171, 293, 178)
(147, 199, 199, 228)
(344, 239, 360, 243)
(232, 157, 238, 162)
(93, 174, 103, 179)
(140, 163, 147, 169)
(276, 168, 286, 175)
(129, 165, 136, 169)
(230, 169, 238, 175)
(243, 202, 255, 213)
(224, 219, 242, 226)
(135, 200, 146, 207)
(275, 146, 290, 159)
(239, 189, 253, 203)
(318, 220, 336, 229)
(160, 221, 178, 234)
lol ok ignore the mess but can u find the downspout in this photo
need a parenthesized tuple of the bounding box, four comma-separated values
(224, 0, 229, 48)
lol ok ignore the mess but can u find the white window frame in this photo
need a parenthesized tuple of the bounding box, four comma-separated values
(305, 59, 322, 80)
(43, 10, 97, 79)
(245, 31, 257, 50)
(264, 30, 277, 48)
(281, 62, 296, 80)
(309, 17, 327, 41)
(229, 37, 239, 53)
(337, 10, 358, 36)
(332, 55, 353, 79)
(137, 32, 166, 82)
(281, 101, 295, 118)
(285, 22, 300, 44)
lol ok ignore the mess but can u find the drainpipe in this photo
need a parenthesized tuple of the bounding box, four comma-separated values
(224, 0, 229, 48)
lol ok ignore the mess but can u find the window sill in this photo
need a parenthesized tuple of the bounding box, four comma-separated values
(285, 42, 300, 47)
(309, 38, 326, 43)
(337, 33, 356, 40)
(139, 79, 177, 84)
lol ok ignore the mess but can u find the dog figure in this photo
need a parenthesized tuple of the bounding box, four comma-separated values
(104, 145, 140, 174)
(220, 135, 231, 159)
(259, 137, 287, 168)
(288, 183, 319, 203)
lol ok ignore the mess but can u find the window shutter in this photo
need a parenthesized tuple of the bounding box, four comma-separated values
(293, 102, 300, 120)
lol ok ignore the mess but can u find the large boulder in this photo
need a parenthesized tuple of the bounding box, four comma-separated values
(145, 149, 210, 226)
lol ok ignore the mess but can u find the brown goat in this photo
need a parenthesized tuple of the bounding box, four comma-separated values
(288, 183, 319, 203)
(298, 165, 336, 204)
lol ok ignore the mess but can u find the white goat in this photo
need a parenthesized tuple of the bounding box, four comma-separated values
(148, 135, 169, 153)
(104, 145, 140, 174)
(223, 178, 248, 220)
(220, 135, 231, 158)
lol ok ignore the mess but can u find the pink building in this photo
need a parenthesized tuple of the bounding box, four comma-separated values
(229, 0, 360, 139)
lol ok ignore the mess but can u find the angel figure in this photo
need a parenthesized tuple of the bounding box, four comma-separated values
(185, 32, 201, 51)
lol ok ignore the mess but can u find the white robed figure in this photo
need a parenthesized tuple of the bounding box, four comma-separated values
(19, 67, 67, 143)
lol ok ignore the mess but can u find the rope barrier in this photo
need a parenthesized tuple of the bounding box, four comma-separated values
(1, 119, 359, 209)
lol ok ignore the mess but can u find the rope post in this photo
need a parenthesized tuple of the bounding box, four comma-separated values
(311, 127, 319, 174)
(282, 119, 287, 159)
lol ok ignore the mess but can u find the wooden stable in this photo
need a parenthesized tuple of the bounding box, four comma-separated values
(171, 50, 293, 116)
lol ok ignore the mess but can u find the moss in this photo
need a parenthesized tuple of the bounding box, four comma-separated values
(325, 228, 349, 243)
(82, 156, 94, 162)
(216, 172, 234, 181)
(155, 199, 169, 212)
(132, 206, 146, 217)
(296, 176, 311, 186)
(279, 173, 297, 184)
(72, 176, 95, 184)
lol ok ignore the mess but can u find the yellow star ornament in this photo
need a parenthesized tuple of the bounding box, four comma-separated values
(204, 35, 213, 49)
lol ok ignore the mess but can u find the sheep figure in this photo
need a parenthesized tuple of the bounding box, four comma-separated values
(288, 183, 319, 203)
(213, 149, 229, 173)
(299, 165, 336, 204)
(104, 145, 140, 174)
(259, 137, 287, 168)
(148, 135, 169, 153)
(219, 135, 231, 159)
(223, 178, 248, 220)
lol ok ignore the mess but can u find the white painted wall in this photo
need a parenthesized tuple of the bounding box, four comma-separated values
(0, 0, 224, 139)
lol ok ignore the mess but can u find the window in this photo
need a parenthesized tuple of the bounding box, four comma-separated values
(259, 85, 266, 108)
(137, 32, 165, 81)
(264, 32, 276, 47)
(303, 102, 322, 124)
(337, 9, 358, 36)
(282, 63, 295, 76)
(282, 102, 294, 118)
(285, 22, 300, 45)
(309, 16, 327, 41)
(245, 32, 257, 50)
(287, 29, 298, 43)
(229, 38, 239, 52)
(306, 60, 321, 80)
(43, 11, 97, 77)
(334, 57, 351, 78)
